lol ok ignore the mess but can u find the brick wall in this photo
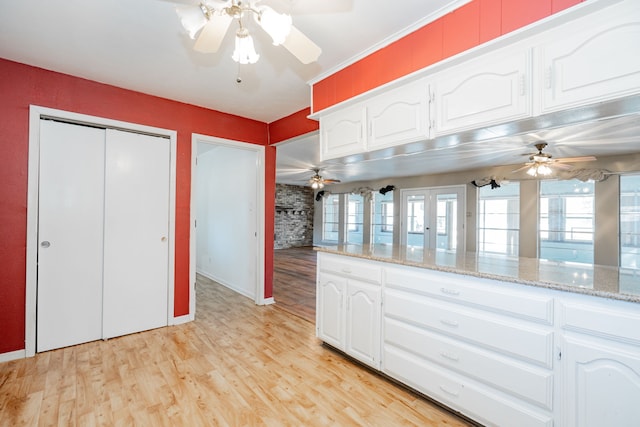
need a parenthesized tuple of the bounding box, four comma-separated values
(274, 184, 314, 249)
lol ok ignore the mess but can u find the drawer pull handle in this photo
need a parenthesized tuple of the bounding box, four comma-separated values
(440, 287, 460, 296)
(341, 268, 352, 274)
(440, 352, 460, 362)
(440, 319, 459, 328)
(439, 385, 460, 397)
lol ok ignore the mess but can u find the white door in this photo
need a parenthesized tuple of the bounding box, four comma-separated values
(401, 187, 465, 251)
(316, 272, 346, 349)
(102, 129, 170, 338)
(345, 280, 381, 368)
(37, 121, 105, 352)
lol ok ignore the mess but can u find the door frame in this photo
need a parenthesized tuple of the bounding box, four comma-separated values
(189, 134, 266, 309)
(26, 105, 177, 357)
(399, 185, 466, 251)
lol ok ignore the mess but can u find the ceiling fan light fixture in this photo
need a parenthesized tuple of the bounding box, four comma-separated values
(232, 28, 259, 64)
(176, 4, 209, 39)
(527, 163, 553, 177)
(256, 6, 292, 46)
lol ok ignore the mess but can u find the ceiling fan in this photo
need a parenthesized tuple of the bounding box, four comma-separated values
(309, 168, 340, 189)
(512, 142, 597, 177)
(174, 0, 322, 65)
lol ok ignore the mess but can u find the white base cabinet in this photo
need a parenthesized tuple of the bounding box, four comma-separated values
(316, 251, 640, 427)
(316, 253, 382, 369)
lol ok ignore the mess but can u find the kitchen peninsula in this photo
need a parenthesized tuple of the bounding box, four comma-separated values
(315, 245, 640, 427)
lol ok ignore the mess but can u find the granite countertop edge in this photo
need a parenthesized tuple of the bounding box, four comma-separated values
(315, 246, 640, 304)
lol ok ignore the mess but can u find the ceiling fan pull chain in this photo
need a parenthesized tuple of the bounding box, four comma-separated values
(236, 62, 242, 84)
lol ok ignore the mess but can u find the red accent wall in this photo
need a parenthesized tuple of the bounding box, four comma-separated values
(268, 107, 319, 144)
(0, 58, 271, 354)
(312, 0, 584, 112)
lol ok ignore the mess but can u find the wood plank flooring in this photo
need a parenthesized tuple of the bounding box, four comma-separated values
(273, 246, 317, 323)
(0, 275, 472, 426)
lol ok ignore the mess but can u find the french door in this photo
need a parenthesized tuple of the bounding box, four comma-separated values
(400, 186, 465, 251)
(37, 120, 170, 352)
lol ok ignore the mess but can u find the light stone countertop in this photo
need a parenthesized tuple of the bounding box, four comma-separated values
(315, 244, 640, 303)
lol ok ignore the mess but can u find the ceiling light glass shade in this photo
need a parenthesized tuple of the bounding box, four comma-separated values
(256, 6, 292, 45)
(232, 30, 259, 64)
(311, 180, 324, 189)
(176, 5, 208, 39)
(527, 163, 553, 177)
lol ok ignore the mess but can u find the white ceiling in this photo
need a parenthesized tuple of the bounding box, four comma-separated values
(1, 0, 639, 187)
(0, 0, 467, 123)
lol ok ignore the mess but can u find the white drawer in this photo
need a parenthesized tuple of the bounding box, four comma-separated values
(385, 289, 554, 368)
(385, 265, 554, 324)
(384, 317, 553, 410)
(318, 253, 382, 284)
(559, 296, 640, 345)
(383, 346, 553, 427)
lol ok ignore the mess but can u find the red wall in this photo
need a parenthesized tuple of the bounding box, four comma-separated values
(0, 58, 272, 354)
(312, 0, 583, 112)
(268, 107, 319, 144)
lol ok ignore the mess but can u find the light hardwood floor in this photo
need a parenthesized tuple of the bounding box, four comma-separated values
(273, 246, 317, 323)
(0, 275, 472, 426)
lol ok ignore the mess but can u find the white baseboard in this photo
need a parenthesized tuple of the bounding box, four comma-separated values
(261, 297, 275, 306)
(0, 349, 26, 363)
(173, 314, 193, 325)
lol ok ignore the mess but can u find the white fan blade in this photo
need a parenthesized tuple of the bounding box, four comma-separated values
(282, 25, 321, 64)
(194, 13, 233, 53)
(552, 163, 573, 170)
(555, 156, 597, 163)
(512, 164, 532, 173)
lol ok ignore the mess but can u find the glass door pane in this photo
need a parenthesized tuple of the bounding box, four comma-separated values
(406, 194, 425, 248)
(435, 193, 458, 251)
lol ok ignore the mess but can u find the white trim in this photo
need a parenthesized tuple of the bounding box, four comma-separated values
(262, 297, 275, 306)
(307, 0, 472, 85)
(0, 349, 26, 363)
(190, 133, 267, 307)
(26, 105, 178, 357)
(173, 314, 193, 325)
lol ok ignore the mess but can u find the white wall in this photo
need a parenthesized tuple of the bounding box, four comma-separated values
(196, 143, 258, 299)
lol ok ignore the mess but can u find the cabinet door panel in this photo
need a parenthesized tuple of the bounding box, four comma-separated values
(317, 272, 346, 349)
(320, 105, 366, 160)
(368, 79, 430, 150)
(539, 4, 640, 112)
(346, 280, 381, 368)
(563, 335, 640, 427)
(435, 50, 530, 135)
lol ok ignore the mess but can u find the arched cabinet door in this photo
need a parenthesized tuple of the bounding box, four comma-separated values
(562, 335, 640, 427)
(345, 281, 381, 368)
(317, 272, 347, 349)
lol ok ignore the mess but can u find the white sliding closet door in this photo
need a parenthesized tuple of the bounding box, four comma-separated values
(37, 121, 105, 352)
(102, 129, 170, 338)
(37, 121, 171, 352)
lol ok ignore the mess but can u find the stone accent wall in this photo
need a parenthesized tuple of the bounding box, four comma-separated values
(275, 184, 314, 249)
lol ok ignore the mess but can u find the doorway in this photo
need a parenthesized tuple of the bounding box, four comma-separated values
(400, 186, 466, 251)
(191, 134, 266, 307)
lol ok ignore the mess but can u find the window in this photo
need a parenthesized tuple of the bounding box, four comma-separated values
(372, 191, 393, 244)
(346, 193, 364, 244)
(407, 195, 425, 233)
(540, 180, 594, 264)
(621, 174, 640, 269)
(477, 182, 520, 256)
(322, 194, 340, 242)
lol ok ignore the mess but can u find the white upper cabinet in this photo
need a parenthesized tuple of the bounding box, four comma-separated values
(537, 0, 640, 113)
(367, 78, 431, 151)
(320, 104, 366, 160)
(434, 49, 531, 136)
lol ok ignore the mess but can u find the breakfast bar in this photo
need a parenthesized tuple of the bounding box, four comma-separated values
(315, 245, 640, 427)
